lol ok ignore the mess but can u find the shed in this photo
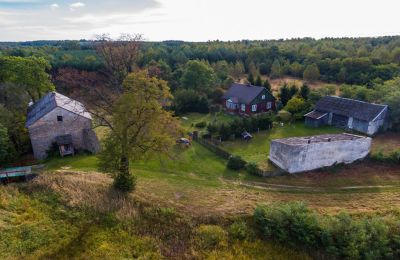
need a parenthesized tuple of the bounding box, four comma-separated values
(305, 96, 389, 135)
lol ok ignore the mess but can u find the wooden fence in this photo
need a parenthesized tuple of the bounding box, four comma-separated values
(195, 138, 232, 160)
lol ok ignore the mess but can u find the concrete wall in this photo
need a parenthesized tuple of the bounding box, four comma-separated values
(269, 136, 371, 173)
(28, 107, 99, 159)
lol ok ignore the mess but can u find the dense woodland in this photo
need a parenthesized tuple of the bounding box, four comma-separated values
(1, 36, 400, 164)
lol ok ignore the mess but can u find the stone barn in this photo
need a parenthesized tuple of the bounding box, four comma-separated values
(304, 96, 389, 136)
(269, 133, 371, 174)
(26, 92, 100, 159)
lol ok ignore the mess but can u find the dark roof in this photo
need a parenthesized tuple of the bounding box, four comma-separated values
(56, 134, 73, 145)
(315, 96, 387, 122)
(304, 110, 328, 120)
(222, 83, 274, 104)
(26, 92, 92, 127)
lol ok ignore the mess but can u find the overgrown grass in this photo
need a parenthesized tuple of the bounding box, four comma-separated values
(0, 175, 309, 259)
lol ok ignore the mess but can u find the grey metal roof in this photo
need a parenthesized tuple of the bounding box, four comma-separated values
(304, 110, 328, 120)
(222, 83, 273, 104)
(315, 96, 387, 122)
(26, 92, 92, 127)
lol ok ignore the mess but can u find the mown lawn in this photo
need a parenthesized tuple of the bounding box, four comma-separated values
(222, 122, 342, 169)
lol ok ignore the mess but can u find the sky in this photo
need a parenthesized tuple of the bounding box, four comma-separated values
(0, 0, 400, 41)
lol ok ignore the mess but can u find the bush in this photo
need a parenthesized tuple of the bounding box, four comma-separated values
(229, 221, 250, 241)
(194, 225, 227, 249)
(195, 121, 207, 128)
(277, 110, 292, 122)
(254, 202, 320, 248)
(246, 162, 262, 176)
(254, 203, 400, 259)
(227, 156, 246, 170)
(370, 150, 400, 164)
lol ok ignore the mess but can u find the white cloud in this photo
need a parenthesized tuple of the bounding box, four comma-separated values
(69, 2, 85, 10)
(50, 3, 58, 10)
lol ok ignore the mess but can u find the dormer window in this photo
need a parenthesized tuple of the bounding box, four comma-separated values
(262, 95, 265, 100)
(57, 116, 63, 122)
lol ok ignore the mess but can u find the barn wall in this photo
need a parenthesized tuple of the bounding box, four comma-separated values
(28, 107, 98, 159)
(269, 136, 371, 173)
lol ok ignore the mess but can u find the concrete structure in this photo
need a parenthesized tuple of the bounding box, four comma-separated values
(269, 133, 371, 173)
(305, 96, 389, 135)
(222, 83, 276, 115)
(26, 92, 100, 159)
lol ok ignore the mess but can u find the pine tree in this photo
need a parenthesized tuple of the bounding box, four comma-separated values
(263, 79, 272, 92)
(300, 84, 310, 100)
(255, 75, 262, 86)
(247, 73, 255, 85)
(279, 83, 290, 106)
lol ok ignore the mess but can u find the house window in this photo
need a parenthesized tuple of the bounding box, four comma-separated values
(251, 104, 257, 112)
(57, 116, 63, 122)
(267, 102, 272, 109)
(261, 95, 265, 100)
(241, 104, 246, 112)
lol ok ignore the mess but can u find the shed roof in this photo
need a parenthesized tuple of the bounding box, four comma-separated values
(26, 92, 92, 127)
(222, 83, 274, 104)
(314, 96, 387, 122)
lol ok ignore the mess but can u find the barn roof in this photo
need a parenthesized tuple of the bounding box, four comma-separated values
(222, 83, 274, 104)
(314, 96, 387, 122)
(26, 92, 92, 127)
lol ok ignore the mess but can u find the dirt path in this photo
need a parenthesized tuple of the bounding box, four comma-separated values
(237, 181, 397, 193)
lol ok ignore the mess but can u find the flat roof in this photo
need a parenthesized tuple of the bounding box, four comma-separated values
(272, 133, 366, 146)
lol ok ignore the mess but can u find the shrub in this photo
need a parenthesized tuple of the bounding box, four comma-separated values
(254, 202, 320, 249)
(254, 203, 400, 259)
(277, 110, 292, 122)
(370, 150, 400, 164)
(229, 221, 250, 241)
(227, 156, 246, 170)
(194, 225, 227, 249)
(246, 162, 262, 176)
(195, 121, 207, 128)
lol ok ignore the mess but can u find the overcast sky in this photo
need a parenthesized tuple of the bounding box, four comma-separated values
(1, 0, 400, 41)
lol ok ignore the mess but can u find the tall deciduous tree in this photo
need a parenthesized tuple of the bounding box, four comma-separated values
(303, 64, 320, 82)
(270, 59, 282, 79)
(0, 56, 54, 102)
(180, 60, 216, 93)
(98, 71, 180, 191)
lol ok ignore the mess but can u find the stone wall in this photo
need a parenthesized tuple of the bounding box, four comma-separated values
(269, 134, 371, 174)
(28, 107, 99, 159)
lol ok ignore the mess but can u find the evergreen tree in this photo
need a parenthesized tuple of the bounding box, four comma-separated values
(289, 84, 298, 99)
(279, 83, 291, 106)
(263, 79, 272, 92)
(255, 75, 262, 86)
(300, 84, 310, 100)
(247, 73, 255, 85)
